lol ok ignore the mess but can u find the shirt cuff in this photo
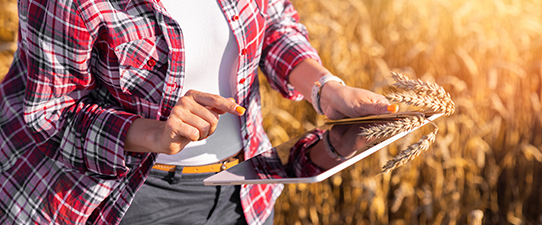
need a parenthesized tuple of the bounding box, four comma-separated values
(83, 109, 141, 178)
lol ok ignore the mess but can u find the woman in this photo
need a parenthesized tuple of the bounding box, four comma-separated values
(0, 0, 395, 224)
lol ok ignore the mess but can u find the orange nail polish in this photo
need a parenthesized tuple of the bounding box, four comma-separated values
(228, 97, 236, 103)
(236, 105, 246, 115)
(387, 104, 399, 113)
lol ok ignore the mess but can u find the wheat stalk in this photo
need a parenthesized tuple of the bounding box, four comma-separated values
(381, 128, 438, 173)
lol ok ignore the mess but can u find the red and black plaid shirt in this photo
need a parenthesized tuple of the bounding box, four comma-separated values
(0, 0, 320, 224)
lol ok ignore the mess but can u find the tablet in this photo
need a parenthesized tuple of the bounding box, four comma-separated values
(204, 112, 443, 185)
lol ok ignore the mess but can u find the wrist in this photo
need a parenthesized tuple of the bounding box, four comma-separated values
(124, 118, 164, 154)
(310, 75, 345, 115)
(319, 80, 344, 112)
(322, 130, 345, 161)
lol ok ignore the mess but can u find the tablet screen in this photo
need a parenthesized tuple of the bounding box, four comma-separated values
(204, 112, 442, 185)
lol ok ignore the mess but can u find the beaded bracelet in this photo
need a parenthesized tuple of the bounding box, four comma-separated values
(310, 74, 345, 115)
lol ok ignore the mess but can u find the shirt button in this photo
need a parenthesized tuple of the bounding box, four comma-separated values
(147, 58, 156, 67)
(241, 49, 247, 55)
(232, 15, 239, 21)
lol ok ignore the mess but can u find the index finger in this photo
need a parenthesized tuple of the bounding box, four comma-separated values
(185, 90, 245, 116)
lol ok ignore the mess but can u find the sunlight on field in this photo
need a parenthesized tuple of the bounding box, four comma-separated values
(264, 0, 542, 224)
(1, 0, 542, 224)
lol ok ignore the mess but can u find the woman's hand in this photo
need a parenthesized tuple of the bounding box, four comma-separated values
(327, 123, 368, 158)
(307, 123, 370, 170)
(319, 81, 394, 120)
(288, 59, 396, 120)
(124, 90, 244, 155)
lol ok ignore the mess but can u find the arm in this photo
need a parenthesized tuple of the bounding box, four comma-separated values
(288, 59, 395, 119)
(258, 0, 321, 100)
(124, 90, 244, 155)
(23, 1, 244, 178)
(258, 0, 394, 119)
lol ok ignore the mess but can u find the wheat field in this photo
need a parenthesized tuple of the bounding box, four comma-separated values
(2, 0, 542, 224)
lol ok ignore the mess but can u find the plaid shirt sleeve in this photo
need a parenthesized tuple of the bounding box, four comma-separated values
(22, 0, 139, 178)
(258, 0, 321, 100)
(1, 0, 164, 224)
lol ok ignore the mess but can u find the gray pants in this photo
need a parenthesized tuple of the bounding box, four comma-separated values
(120, 167, 273, 225)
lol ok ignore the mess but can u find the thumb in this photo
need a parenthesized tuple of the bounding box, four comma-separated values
(353, 103, 399, 117)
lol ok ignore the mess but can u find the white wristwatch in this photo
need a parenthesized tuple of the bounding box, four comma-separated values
(310, 74, 345, 115)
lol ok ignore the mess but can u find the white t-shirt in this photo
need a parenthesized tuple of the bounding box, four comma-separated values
(156, 0, 243, 166)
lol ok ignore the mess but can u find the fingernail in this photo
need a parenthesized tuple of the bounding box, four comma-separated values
(228, 97, 236, 103)
(236, 105, 246, 115)
(387, 104, 399, 113)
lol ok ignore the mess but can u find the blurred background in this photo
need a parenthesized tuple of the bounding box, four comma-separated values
(0, 0, 16, 76)
(2, 0, 542, 224)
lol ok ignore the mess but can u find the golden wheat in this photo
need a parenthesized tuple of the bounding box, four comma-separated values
(387, 72, 455, 116)
(386, 91, 454, 116)
(359, 72, 453, 173)
(381, 128, 438, 173)
(270, 0, 542, 222)
(390, 71, 449, 99)
(359, 115, 426, 140)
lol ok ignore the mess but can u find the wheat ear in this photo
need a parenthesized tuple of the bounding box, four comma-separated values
(387, 91, 455, 116)
(390, 72, 448, 98)
(382, 127, 438, 173)
(388, 72, 455, 116)
(360, 116, 426, 140)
